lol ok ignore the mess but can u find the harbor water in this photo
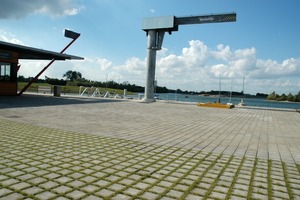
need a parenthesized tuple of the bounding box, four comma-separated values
(133, 93, 300, 110)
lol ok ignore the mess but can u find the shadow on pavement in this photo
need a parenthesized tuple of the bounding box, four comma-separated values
(0, 94, 123, 109)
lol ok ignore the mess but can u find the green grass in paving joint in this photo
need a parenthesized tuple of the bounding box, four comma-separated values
(0, 119, 299, 199)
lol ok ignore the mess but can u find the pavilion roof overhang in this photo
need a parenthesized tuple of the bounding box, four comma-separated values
(0, 41, 84, 60)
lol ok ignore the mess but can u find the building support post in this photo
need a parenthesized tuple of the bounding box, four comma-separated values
(18, 30, 80, 96)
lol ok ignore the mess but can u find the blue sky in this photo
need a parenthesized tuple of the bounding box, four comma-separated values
(1, 0, 300, 95)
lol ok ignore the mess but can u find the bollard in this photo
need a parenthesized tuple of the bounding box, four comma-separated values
(53, 85, 61, 97)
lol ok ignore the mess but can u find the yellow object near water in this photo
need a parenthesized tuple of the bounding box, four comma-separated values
(197, 102, 235, 109)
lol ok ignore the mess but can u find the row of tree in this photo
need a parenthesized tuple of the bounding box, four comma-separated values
(267, 91, 300, 102)
(18, 70, 171, 93)
(19, 70, 300, 100)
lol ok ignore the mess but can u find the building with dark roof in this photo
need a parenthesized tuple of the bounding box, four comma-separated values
(0, 40, 83, 95)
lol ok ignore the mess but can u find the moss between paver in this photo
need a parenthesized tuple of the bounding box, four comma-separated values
(0, 118, 300, 199)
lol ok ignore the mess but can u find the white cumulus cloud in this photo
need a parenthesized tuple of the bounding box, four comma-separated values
(14, 39, 300, 94)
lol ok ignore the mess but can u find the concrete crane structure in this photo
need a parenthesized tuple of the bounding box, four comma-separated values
(142, 13, 237, 102)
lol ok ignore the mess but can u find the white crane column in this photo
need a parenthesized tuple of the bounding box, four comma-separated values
(144, 30, 165, 102)
(144, 30, 157, 101)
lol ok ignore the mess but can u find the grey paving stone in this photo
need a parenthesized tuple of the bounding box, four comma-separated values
(180, 178, 195, 185)
(140, 191, 159, 199)
(214, 185, 229, 194)
(185, 194, 204, 200)
(52, 185, 73, 194)
(53, 197, 69, 200)
(10, 182, 31, 190)
(160, 196, 177, 200)
(83, 195, 103, 200)
(229, 195, 247, 200)
(81, 185, 99, 193)
(80, 175, 97, 183)
(209, 191, 227, 199)
(273, 190, 290, 199)
(149, 185, 167, 194)
(44, 172, 60, 179)
(96, 189, 115, 198)
(7, 170, 24, 177)
(93, 171, 107, 178)
(191, 187, 207, 196)
(108, 183, 126, 191)
(0, 192, 24, 200)
(252, 187, 268, 195)
(27, 177, 47, 185)
(231, 189, 248, 197)
(35, 191, 57, 200)
(234, 183, 249, 191)
(105, 175, 120, 182)
(158, 180, 173, 188)
(39, 181, 59, 189)
(55, 176, 73, 184)
(0, 168, 14, 174)
(124, 187, 141, 196)
(198, 182, 211, 190)
(68, 172, 85, 179)
(66, 190, 86, 199)
(58, 169, 72, 175)
(251, 192, 269, 199)
(33, 170, 49, 176)
(0, 188, 12, 197)
(22, 186, 43, 195)
(235, 178, 250, 185)
(1, 178, 19, 186)
(166, 189, 184, 198)
(0, 174, 8, 181)
(111, 194, 131, 200)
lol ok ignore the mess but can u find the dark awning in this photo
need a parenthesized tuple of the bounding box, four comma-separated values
(0, 41, 84, 60)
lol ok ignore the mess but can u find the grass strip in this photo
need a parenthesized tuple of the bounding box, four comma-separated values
(281, 162, 294, 200)
(225, 156, 246, 200)
(202, 155, 234, 199)
(246, 157, 258, 199)
(267, 159, 273, 199)
(152, 151, 211, 200)
(180, 153, 222, 199)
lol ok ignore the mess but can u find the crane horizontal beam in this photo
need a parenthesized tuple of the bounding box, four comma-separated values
(175, 13, 236, 26)
(142, 12, 236, 33)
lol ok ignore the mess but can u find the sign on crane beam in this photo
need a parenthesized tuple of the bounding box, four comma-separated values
(175, 13, 236, 26)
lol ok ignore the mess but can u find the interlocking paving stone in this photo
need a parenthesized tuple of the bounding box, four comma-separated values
(39, 181, 59, 189)
(36, 191, 57, 200)
(51, 185, 73, 194)
(83, 195, 104, 200)
(22, 186, 43, 195)
(0, 188, 12, 197)
(1, 95, 300, 199)
(66, 190, 86, 199)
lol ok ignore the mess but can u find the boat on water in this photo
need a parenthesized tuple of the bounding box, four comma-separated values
(237, 99, 246, 106)
(197, 101, 235, 109)
(198, 78, 235, 109)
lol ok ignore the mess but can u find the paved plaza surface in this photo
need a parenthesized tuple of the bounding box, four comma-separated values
(0, 94, 300, 199)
